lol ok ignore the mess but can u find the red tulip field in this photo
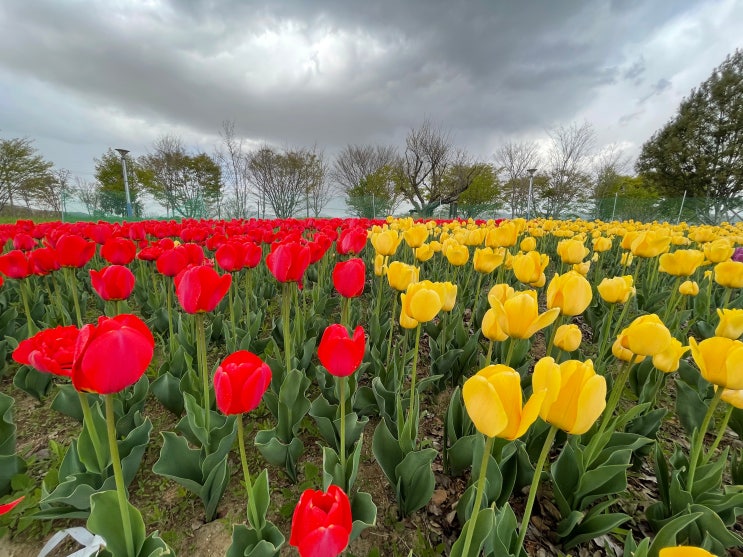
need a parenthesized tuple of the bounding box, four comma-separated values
(0, 216, 742, 557)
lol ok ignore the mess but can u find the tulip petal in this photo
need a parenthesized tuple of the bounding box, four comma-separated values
(570, 374, 607, 434)
(463, 375, 508, 438)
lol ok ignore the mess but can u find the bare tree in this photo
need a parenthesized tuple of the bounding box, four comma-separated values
(494, 140, 540, 218)
(536, 122, 596, 218)
(216, 121, 253, 218)
(75, 177, 101, 216)
(26, 168, 70, 214)
(332, 144, 398, 190)
(304, 148, 333, 217)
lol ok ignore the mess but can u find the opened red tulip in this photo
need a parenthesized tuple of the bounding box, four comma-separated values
(156, 247, 190, 277)
(175, 265, 232, 313)
(0, 250, 32, 279)
(89, 265, 136, 301)
(266, 241, 311, 283)
(72, 314, 154, 394)
(215, 242, 245, 273)
(214, 351, 272, 415)
(101, 237, 137, 265)
(12, 325, 80, 377)
(318, 324, 365, 377)
(332, 258, 366, 298)
(290, 485, 353, 557)
(337, 226, 368, 255)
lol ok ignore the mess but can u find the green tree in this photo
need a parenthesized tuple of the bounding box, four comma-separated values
(636, 49, 743, 223)
(594, 173, 661, 221)
(94, 149, 150, 218)
(0, 137, 54, 212)
(447, 163, 499, 218)
(346, 164, 405, 218)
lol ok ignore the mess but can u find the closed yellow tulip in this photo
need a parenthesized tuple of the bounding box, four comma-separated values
(432, 281, 457, 312)
(481, 308, 508, 341)
(630, 230, 671, 258)
(612, 334, 646, 363)
(689, 336, 743, 389)
(715, 308, 743, 339)
(520, 236, 537, 252)
(401, 280, 442, 324)
(399, 298, 419, 330)
(703, 238, 734, 263)
(403, 224, 429, 248)
(374, 254, 386, 277)
(658, 249, 705, 276)
(659, 547, 715, 557)
(371, 229, 402, 256)
(556, 238, 589, 264)
(652, 338, 689, 373)
(572, 261, 591, 276)
(532, 357, 606, 435)
(445, 244, 470, 267)
(597, 276, 634, 304)
(473, 247, 505, 274)
(491, 290, 560, 339)
(714, 260, 743, 288)
(554, 324, 582, 352)
(487, 283, 515, 307)
(387, 261, 419, 291)
(620, 252, 634, 267)
(415, 243, 435, 262)
(679, 280, 700, 296)
(592, 236, 612, 252)
(620, 314, 673, 356)
(429, 240, 443, 253)
(485, 221, 519, 248)
(546, 271, 593, 316)
(721, 388, 743, 409)
(464, 228, 486, 246)
(462, 364, 545, 439)
(512, 250, 549, 287)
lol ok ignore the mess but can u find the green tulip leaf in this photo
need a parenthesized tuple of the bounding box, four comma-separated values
(449, 507, 495, 557)
(349, 490, 377, 543)
(674, 378, 709, 437)
(13, 366, 53, 402)
(395, 447, 436, 516)
(87, 490, 146, 557)
(151, 372, 185, 415)
(254, 430, 304, 483)
(226, 521, 284, 557)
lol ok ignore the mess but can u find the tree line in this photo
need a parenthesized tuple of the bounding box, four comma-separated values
(2, 48, 741, 222)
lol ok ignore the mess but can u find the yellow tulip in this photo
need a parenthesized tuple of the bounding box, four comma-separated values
(399, 297, 419, 330)
(620, 252, 634, 267)
(597, 276, 634, 304)
(445, 244, 470, 267)
(592, 236, 613, 252)
(658, 249, 705, 276)
(556, 238, 589, 264)
(714, 260, 743, 288)
(620, 314, 673, 356)
(403, 223, 429, 248)
(703, 238, 734, 263)
(621, 230, 640, 250)
(659, 547, 715, 557)
(401, 280, 443, 323)
(429, 240, 443, 253)
(716, 308, 743, 339)
(679, 280, 700, 296)
(612, 334, 646, 363)
(554, 324, 582, 352)
(487, 283, 515, 307)
(373, 254, 386, 277)
(652, 338, 689, 373)
(473, 247, 505, 274)
(689, 336, 743, 389)
(532, 357, 606, 435)
(371, 229, 402, 256)
(491, 290, 560, 339)
(387, 261, 419, 291)
(721, 388, 743, 409)
(415, 244, 435, 262)
(512, 250, 549, 287)
(520, 236, 537, 252)
(432, 281, 457, 312)
(464, 228, 486, 247)
(546, 271, 593, 316)
(485, 221, 519, 248)
(572, 261, 591, 276)
(630, 229, 671, 258)
(481, 308, 508, 341)
(463, 365, 545, 439)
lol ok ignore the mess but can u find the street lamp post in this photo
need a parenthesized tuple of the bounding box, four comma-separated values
(115, 148, 133, 218)
(526, 168, 537, 221)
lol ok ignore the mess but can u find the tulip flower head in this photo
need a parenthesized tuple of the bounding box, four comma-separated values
(290, 485, 353, 557)
(703, 238, 734, 263)
(679, 280, 700, 296)
(512, 250, 549, 287)
(386, 261, 419, 292)
(401, 280, 443, 324)
(0, 496, 24, 516)
(267, 241, 312, 284)
(213, 351, 272, 415)
(403, 224, 429, 248)
(89, 265, 136, 301)
(318, 324, 365, 377)
(445, 243, 469, 267)
(546, 271, 593, 316)
(491, 290, 559, 339)
(13, 325, 80, 377)
(597, 276, 635, 304)
(659, 547, 715, 557)
(473, 247, 505, 274)
(0, 250, 32, 279)
(56, 234, 97, 268)
(332, 258, 366, 298)
(101, 237, 137, 265)
(337, 227, 368, 255)
(652, 338, 689, 373)
(556, 238, 589, 264)
(618, 314, 673, 357)
(689, 336, 743, 389)
(630, 229, 671, 258)
(175, 265, 232, 313)
(432, 281, 457, 312)
(554, 324, 582, 352)
(714, 260, 743, 288)
(715, 308, 743, 339)
(371, 229, 402, 256)
(658, 249, 705, 276)
(463, 364, 545, 439)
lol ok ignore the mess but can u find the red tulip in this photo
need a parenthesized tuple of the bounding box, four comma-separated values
(136, 245, 163, 261)
(243, 242, 262, 269)
(182, 243, 205, 266)
(156, 247, 189, 277)
(0, 496, 24, 516)
(101, 237, 137, 265)
(213, 351, 272, 415)
(290, 485, 353, 557)
(175, 265, 232, 313)
(215, 243, 245, 273)
(0, 250, 32, 279)
(13, 233, 36, 251)
(337, 227, 367, 255)
(332, 258, 365, 298)
(72, 314, 154, 394)
(266, 242, 311, 283)
(29, 247, 60, 276)
(317, 324, 365, 377)
(309, 234, 333, 264)
(56, 234, 96, 268)
(89, 265, 136, 301)
(12, 325, 80, 378)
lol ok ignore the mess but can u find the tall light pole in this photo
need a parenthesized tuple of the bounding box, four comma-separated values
(526, 168, 537, 221)
(115, 148, 133, 218)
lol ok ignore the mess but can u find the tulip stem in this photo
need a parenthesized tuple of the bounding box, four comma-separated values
(105, 394, 135, 557)
(339, 376, 347, 479)
(341, 297, 350, 328)
(517, 425, 557, 551)
(228, 280, 236, 348)
(282, 283, 292, 375)
(408, 324, 422, 425)
(687, 387, 724, 492)
(595, 303, 616, 370)
(704, 403, 733, 466)
(386, 295, 398, 367)
(375, 274, 384, 324)
(51, 274, 66, 325)
(195, 312, 211, 433)
(237, 415, 262, 531)
(78, 393, 107, 471)
(661, 278, 682, 325)
(504, 338, 516, 368)
(544, 315, 563, 359)
(721, 287, 732, 310)
(584, 359, 634, 465)
(166, 280, 175, 356)
(484, 340, 493, 367)
(65, 268, 83, 327)
(460, 435, 495, 557)
(471, 274, 484, 326)
(19, 280, 38, 335)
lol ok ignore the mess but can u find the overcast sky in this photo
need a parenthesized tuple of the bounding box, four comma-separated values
(1, 0, 741, 184)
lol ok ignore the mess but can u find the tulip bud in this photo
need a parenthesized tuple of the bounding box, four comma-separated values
(554, 324, 582, 352)
(679, 280, 699, 296)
